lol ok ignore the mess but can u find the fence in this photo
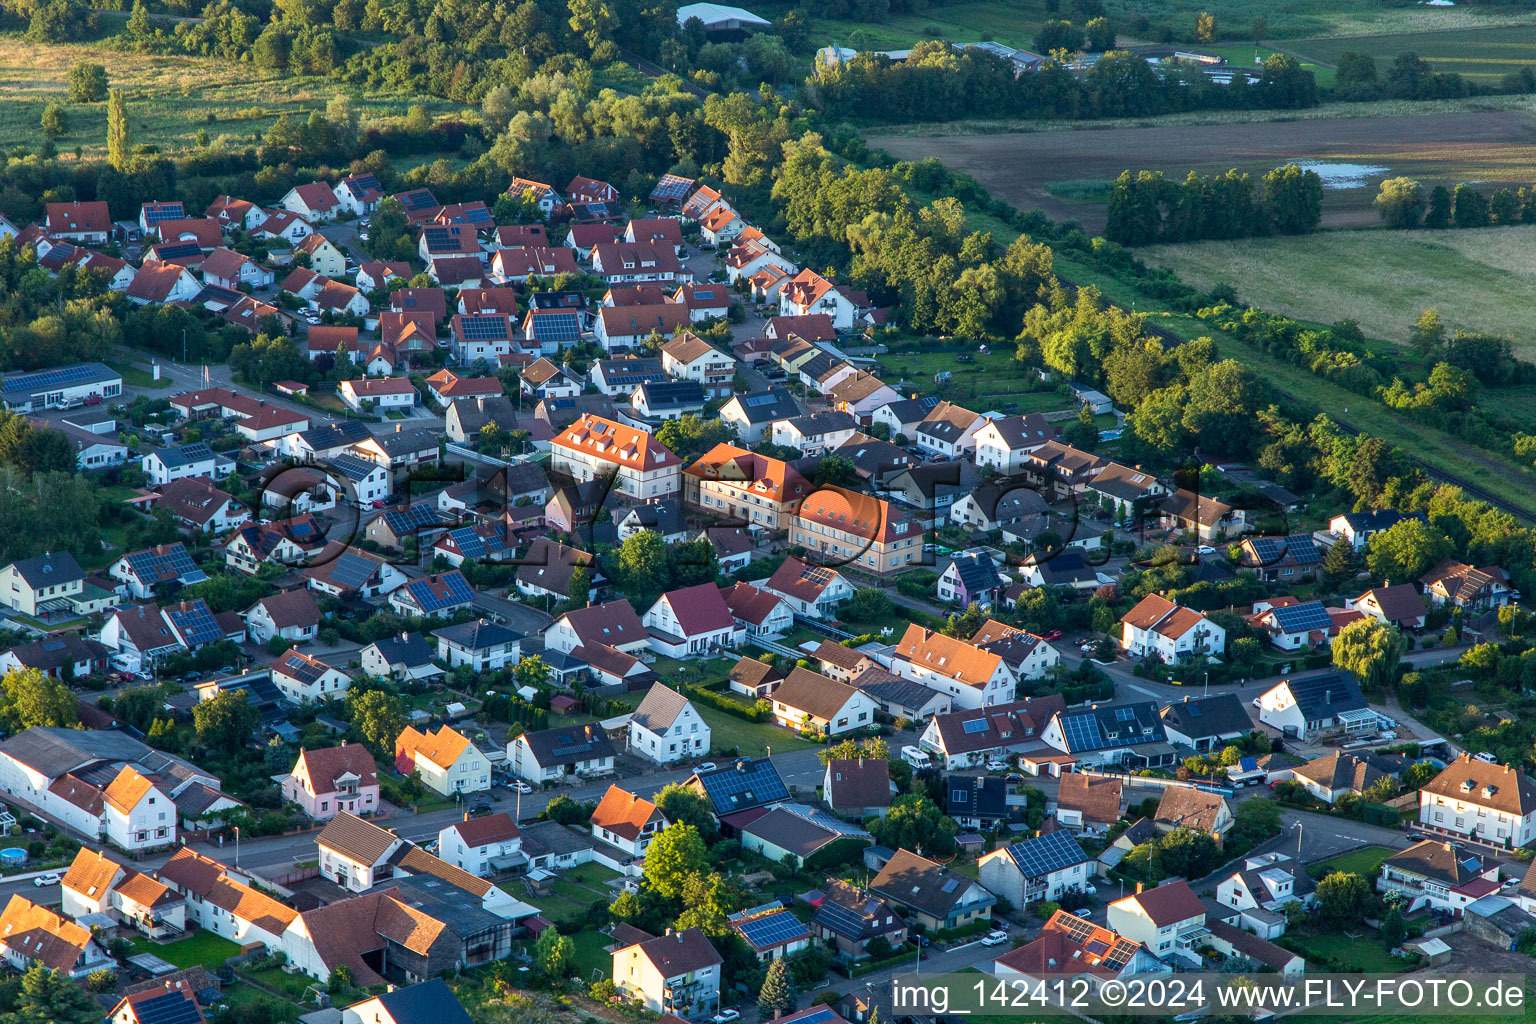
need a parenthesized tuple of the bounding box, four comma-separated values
(265, 865, 320, 887)
(1080, 768, 1235, 798)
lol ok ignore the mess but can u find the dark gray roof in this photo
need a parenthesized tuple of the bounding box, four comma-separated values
(635, 380, 705, 411)
(299, 420, 372, 451)
(944, 775, 1008, 821)
(784, 410, 855, 437)
(0, 726, 188, 781)
(328, 452, 384, 481)
(148, 443, 220, 470)
(942, 552, 1001, 595)
(1051, 701, 1166, 753)
(520, 819, 596, 859)
(7, 550, 85, 589)
(372, 428, 440, 456)
(728, 388, 798, 423)
(616, 500, 684, 536)
(371, 979, 473, 1024)
(433, 618, 521, 650)
(517, 723, 616, 767)
(368, 632, 435, 667)
(1281, 672, 1367, 719)
(1159, 694, 1251, 741)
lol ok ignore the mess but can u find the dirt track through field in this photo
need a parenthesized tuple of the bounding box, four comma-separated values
(868, 110, 1536, 233)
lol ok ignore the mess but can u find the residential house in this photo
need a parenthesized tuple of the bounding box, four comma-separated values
(1327, 509, 1418, 552)
(778, 269, 856, 330)
(590, 784, 666, 867)
(200, 247, 273, 289)
(890, 625, 1016, 711)
(914, 697, 1065, 770)
(596, 303, 692, 351)
(395, 724, 490, 797)
(1055, 773, 1123, 834)
(722, 582, 792, 638)
(1154, 788, 1233, 843)
(789, 486, 921, 575)
(315, 811, 403, 890)
(281, 182, 342, 222)
(813, 640, 875, 684)
(437, 813, 522, 876)
(1040, 702, 1173, 770)
(1213, 846, 1315, 938)
(1159, 489, 1246, 542)
(740, 804, 871, 868)
(361, 632, 443, 682)
(0, 632, 110, 680)
(154, 847, 297, 950)
(1105, 880, 1208, 963)
(296, 233, 347, 276)
(772, 410, 857, 456)
(631, 379, 706, 420)
(549, 413, 683, 501)
(242, 589, 322, 644)
(388, 571, 476, 620)
(813, 878, 906, 959)
(949, 481, 1050, 536)
(0, 895, 108, 976)
(1420, 558, 1514, 611)
(729, 904, 812, 962)
(1251, 599, 1338, 650)
(661, 333, 734, 397)
(770, 667, 878, 736)
(760, 556, 854, 618)
(282, 744, 380, 820)
(871, 848, 995, 932)
(333, 173, 384, 215)
(979, 830, 1095, 910)
(513, 538, 595, 603)
(719, 388, 799, 443)
(912, 401, 986, 459)
(339, 377, 417, 413)
(97, 604, 185, 674)
(1417, 754, 1536, 848)
(591, 242, 685, 285)
(1255, 672, 1373, 742)
(684, 443, 809, 530)
(1347, 584, 1429, 630)
(1020, 441, 1105, 500)
(823, 758, 894, 819)
(936, 551, 1007, 609)
(108, 542, 206, 600)
(627, 682, 711, 765)
(1085, 462, 1168, 518)
(508, 724, 616, 784)
(1158, 694, 1252, 753)
(302, 543, 408, 600)
(45, 201, 110, 244)
(1292, 751, 1392, 804)
(1378, 840, 1502, 914)
(728, 657, 784, 699)
(591, 356, 666, 396)
(272, 649, 351, 703)
(224, 516, 327, 574)
(945, 774, 1010, 830)
(432, 619, 520, 672)
(611, 927, 721, 1020)
(127, 263, 201, 305)
(1119, 593, 1226, 664)
(992, 909, 1166, 988)
(827, 372, 902, 421)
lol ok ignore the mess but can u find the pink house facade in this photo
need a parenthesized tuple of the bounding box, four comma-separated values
(281, 744, 380, 820)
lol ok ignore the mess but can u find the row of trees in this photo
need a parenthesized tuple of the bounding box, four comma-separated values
(1105, 164, 1323, 245)
(814, 46, 1320, 124)
(1375, 176, 1536, 230)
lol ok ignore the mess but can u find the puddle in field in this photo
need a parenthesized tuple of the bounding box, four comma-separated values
(1288, 161, 1391, 189)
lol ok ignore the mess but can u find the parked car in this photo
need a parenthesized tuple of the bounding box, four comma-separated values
(1252, 697, 1263, 708)
(511, 781, 533, 794)
(697, 762, 718, 772)
(985, 760, 1008, 772)
(33, 873, 60, 887)
(468, 802, 493, 816)
(981, 930, 1009, 946)
(1475, 751, 1499, 764)
(1042, 630, 1063, 640)
(712, 1011, 741, 1024)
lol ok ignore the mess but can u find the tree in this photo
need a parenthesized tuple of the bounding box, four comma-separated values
(810, 455, 858, 488)
(1231, 797, 1281, 845)
(192, 688, 258, 752)
(41, 103, 65, 139)
(655, 414, 735, 459)
(513, 655, 551, 689)
(1403, 760, 1438, 789)
(642, 822, 708, 900)
(1084, 16, 1114, 51)
(1374, 177, 1425, 229)
(1452, 183, 1489, 229)
(67, 61, 108, 102)
(1033, 19, 1082, 53)
(1409, 308, 1448, 361)
(653, 783, 717, 837)
(1423, 185, 1452, 229)
(534, 924, 574, 981)
(348, 688, 407, 753)
(819, 734, 890, 765)
(841, 588, 893, 624)
(1366, 517, 1450, 583)
(758, 959, 797, 1019)
(11, 964, 102, 1024)
(1332, 618, 1406, 692)
(1320, 536, 1360, 587)
(106, 88, 130, 171)
(0, 668, 78, 733)
(614, 529, 669, 607)
(870, 794, 958, 857)
(1250, 15, 1266, 43)
(1381, 906, 1406, 948)
(609, 889, 643, 922)
(1194, 10, 1216, 42)
(127, 0, 151, 37)
(1315, 870, 1371, 928)
(543, 795, 587, 825)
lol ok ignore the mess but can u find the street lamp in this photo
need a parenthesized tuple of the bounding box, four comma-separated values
(233, 826, 240, 868)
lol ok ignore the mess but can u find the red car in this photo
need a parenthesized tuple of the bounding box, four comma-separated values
(1042, 629, 1063, 640)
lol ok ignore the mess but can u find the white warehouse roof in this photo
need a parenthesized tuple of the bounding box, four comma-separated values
(677, 2, 770, 27)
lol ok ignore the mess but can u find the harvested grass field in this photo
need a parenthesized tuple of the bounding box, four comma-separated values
(1290, 24, 1536, 84)
(868, 108, 1536, 234)
(0, 34, 458, 157)
(1142, 225, 1536, 354)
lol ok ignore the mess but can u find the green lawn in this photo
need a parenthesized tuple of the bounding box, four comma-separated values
(1288, 929, 1400, 972)
(1289, 23, 1536, 83)
(1309, 845, 1394, 879)
(875, 347, 1069, 415)
(566, 928, 615, 983)
(108, 359, 170, 390)
(498, 882, 592, 925)
(1199, 43, 1336, 86)
(694, 702, 822, 755)
(218, 983, 302, 1023)
(565, 862, 621, 887)
(131, 931, 241, 969)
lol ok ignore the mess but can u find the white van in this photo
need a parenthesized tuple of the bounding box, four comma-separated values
(901, 745, 933, 770)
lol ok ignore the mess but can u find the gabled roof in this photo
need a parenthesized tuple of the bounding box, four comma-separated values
(553, 413, 682, 470)
(317, 810, 400, 865)
(1382, 840, 1491, 887)
(871, 848, 992, 918)
(0, 894, 92, 969)
(61, 847, 122, 901)
(1056, 773, 1122, 824)
(653, 582, 736, 636)
(516, 723, 616, 767)
(247, 587, 322, 630)
(367, 979, 474, 1024)
(1110, 878, 1204, 926)
(590, 784, 665, 841)
(617, 927, 722, 976)
(294, 744, 378, 796)
(1293, 751, 1389, 795)
(1154, 788, 1229, 834)
(6, 549, 85, 589)
(396, 724, 473, 770)
(995, 909, 1145, 977)
(1419, 754, 1536, 816)
(445, 811, 520, 848)
(998, 829, 1092, 879)
(895, 625, 1003, 687)
(630, 682, 696, 735)
(825, 758, 892, 811)
(927, 696, 1066, 756)
(771, 667, 863, 721)
(1158, 694, 1251, 741)
(1267, 672, 1367, 718)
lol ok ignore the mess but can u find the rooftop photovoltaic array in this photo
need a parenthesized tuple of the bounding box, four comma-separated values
(459, 315, 511, 341)
(127, 991, 204, 1024)
(278, 651, 328, 684)
(1005, 829, 1088, 878)
(154, 241, 203, 260)
(407, 572, 476, 612)
(327, 550, 380, 589)
(383, 504, 448, 533)
(697, 760, 788, 812)
(423, 226, 457, 249)
(142, 203, 186, 225)
(4, 363, 106, 393)
(528, 311, 581, 341)
(651, 174, 694, 201)
(814, 897, 873, 937)
(399, 190, 439, 211)
(125, 543, 206, 585)
(734, 910, 811, 949)
(1270, 601, 1333, 633)
(165, 600, 223, 647)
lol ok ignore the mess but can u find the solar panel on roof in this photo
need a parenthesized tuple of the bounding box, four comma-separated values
(736, 910, 810, 949)
(1186, 703, 1202, 717)
(1114, 707, 1136, 722)
(128, 991, 204, 1024)
(143, 203, 186, 225)
(1272, 601, 1332, 633)
(4, 364, 102, 393)
(1006, 830, 1088, 878)
(651, 174, 693, 200)
(411, 572, 475, 612)
(156, 241, 202, 259)
(459, 315, 511, 340)
(165, 600, 222, 647)
(529, 312, 581, 341)
(698, 760, 788, 812)
(400, 190, 438, 210)
(961, 718, 989, 734)
(328, 551, 379, 589)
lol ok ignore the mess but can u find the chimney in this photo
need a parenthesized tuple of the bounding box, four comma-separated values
(665, 926, 672, 936)
(1136, 881, 1143, 894)
(396, 423, 402, 432)
(464, 810, 470, 822)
